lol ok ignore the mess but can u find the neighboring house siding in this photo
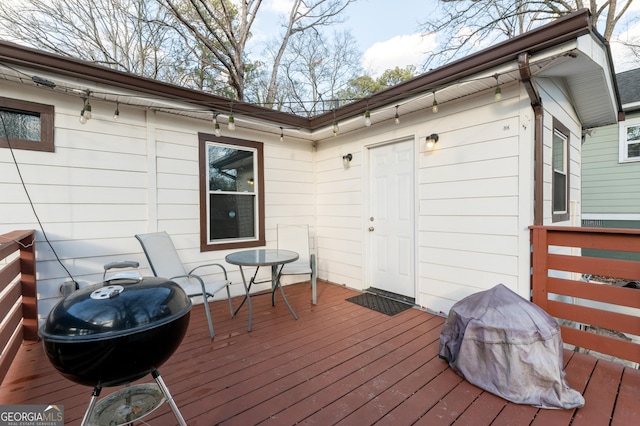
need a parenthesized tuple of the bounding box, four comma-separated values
(582, 111, 640, 216)
(581, 111, 640, 261)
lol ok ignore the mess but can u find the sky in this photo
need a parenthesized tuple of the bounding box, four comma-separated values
(252, 0, 640, 76)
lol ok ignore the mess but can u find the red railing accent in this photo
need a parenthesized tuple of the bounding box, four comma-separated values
(530, 226, 640, 364)
(0, 230, 37, 384)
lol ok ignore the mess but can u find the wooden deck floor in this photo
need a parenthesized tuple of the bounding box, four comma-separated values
(1, 280, 639, 425)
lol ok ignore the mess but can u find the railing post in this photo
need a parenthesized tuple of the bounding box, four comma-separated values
(530, 226, 549, 311)
(19, 231, 38, 342)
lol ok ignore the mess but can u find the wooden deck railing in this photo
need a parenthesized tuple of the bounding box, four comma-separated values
(530, 226, 640, 364)
(0, 230, 37, 384)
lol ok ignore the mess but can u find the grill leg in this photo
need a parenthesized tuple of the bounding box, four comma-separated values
(80, 385, 102, 426)
(152, 368, 187, 426)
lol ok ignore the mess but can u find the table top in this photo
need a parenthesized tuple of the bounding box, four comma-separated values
(225, 249, 299, 266)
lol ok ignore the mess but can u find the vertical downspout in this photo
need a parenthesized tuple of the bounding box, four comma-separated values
(519, 53, 544, 226)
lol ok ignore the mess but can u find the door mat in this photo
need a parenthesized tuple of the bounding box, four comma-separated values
(346, 293, 413, 316)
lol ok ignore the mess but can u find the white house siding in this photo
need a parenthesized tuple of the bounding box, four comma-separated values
(416, 85, 535, 314)
(537, 77, 583, 227)
(0, 78, 317, 323)
(315, 136, 365, 288)
(312, 83, 536, 315)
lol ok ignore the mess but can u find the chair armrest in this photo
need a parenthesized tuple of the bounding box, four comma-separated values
(104, 260, 140, 271)
(188, 263, 229, 281)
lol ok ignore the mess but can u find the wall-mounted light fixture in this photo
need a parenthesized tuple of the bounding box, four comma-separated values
(342, 153, 353, 167)
(425, 133, 439, 151)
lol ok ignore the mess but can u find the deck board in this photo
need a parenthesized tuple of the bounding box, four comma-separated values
(1, 280, 638, 425)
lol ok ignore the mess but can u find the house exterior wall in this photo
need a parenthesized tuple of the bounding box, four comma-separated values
(313, 78, 583, 315)
(0, 71, 588, 322)
(538, 77, 583, 227)
(582, 110, 640, 223)
(581, 110, 640, 261)
(0, 78, 316, 323)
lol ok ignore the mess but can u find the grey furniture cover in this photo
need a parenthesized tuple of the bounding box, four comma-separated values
(438, 284, 584, 409)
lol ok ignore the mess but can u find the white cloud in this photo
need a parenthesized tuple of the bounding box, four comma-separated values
(610, 20, 640, 72)
(362, 32, 437, 77)
(263, 0, 295, 14)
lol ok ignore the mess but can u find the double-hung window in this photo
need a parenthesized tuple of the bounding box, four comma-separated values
(199, 133, 265, 251)
(552, 119, 570, 222)
(619, 116, 640, 163)
(0, 97, 54, 152)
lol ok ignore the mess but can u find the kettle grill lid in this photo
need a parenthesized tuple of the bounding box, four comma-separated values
(40, 277, 191, 342)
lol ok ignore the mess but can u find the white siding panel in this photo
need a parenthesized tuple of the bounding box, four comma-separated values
(420, 215, 519, 235)
(419, 156, 519, 184)
(421, 231, 518, 256)
(421, 176, 519, 199)
(421, 196, 518, 217)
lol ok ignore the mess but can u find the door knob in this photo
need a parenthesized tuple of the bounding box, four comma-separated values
(368, 227, 375, 232)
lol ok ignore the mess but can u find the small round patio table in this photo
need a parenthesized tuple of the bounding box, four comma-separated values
(225, 249, 299, 332)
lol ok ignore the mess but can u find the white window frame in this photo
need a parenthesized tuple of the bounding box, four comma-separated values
(552, 118, 570, 223)
(619, 116, 640, 163)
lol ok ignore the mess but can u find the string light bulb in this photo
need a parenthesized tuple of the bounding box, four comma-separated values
(333, 120, 339, 136)
(432, 92, 438, 113)
(394, 105, 400, 125)
(494, 74, 502, 102)
(227, 114, 235, 131)
(279, 127, 284, 142)
(79, 97, 89, 124)
(83, 99, 92, 120)
(213, 114, 221, 137)
(364, 110, 371, 127)
(113, 102, 120, 121)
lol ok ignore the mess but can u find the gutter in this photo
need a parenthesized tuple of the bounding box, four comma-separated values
(518, 53, 544, 226)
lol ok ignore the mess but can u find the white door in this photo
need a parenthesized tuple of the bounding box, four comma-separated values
(367, 139, 415, 298)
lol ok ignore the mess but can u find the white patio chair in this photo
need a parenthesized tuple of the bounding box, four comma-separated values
(277, 224, 317, 304)
(135, 231, 233, 339)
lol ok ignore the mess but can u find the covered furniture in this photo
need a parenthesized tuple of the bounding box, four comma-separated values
(135, 231, 233, 339)
(277, 224, 317, 304)
(439, 284, 584, 409)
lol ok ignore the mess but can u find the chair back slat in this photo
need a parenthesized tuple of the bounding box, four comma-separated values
(136, 232, 187, 280)
(278, 225, 310, 267)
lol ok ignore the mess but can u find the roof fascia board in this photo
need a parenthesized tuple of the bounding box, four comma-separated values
(0, 40, 310, 129)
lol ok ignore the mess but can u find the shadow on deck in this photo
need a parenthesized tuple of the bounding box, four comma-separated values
(1, 281, 638, 425)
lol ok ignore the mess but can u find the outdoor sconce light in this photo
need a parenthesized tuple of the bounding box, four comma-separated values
(425, 133, 439, 151)
(342, 153, 353, 167)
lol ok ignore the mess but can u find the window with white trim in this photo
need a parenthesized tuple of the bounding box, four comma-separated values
(619, 116, 640, 163)
(552, 119, 570, 222)
(199, 133, 265, 251)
